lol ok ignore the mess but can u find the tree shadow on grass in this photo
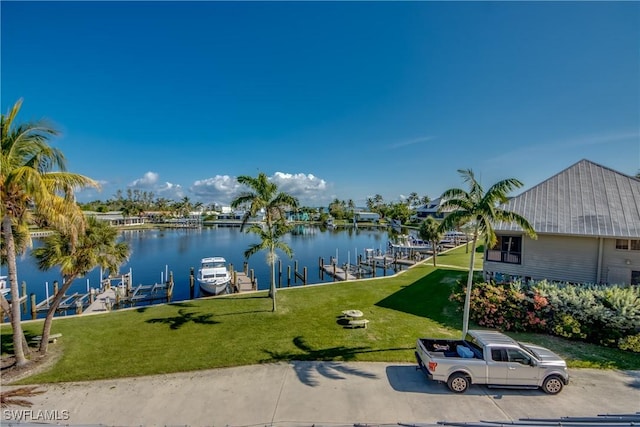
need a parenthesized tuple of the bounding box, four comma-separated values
(135, 301, 198, 314)
(262, 336, 411, 386)
(146, 308, 219, 330)
(375, 268, 468, 329)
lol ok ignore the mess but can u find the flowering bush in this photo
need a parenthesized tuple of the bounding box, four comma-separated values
(451, 279, 640, 352)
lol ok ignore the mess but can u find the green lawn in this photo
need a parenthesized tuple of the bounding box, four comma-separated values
(2, 246, 638, 384)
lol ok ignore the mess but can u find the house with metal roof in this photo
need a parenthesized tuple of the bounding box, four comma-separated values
(483, 159, 640, 285)
(412, 197, 454, 221)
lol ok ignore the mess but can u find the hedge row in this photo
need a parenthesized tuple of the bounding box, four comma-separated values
(451, 279, 640, 352)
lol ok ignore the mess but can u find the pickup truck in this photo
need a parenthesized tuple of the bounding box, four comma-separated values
(415, 329, 569, 394)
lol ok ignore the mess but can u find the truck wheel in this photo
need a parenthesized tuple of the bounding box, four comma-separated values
(447, 373, 470, 393)
(542, 375, 564, 394)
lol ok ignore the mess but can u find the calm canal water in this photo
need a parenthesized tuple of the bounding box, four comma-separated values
(13, 225, 401, 313)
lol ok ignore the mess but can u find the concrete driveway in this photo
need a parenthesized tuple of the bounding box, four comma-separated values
(2, 362, 639, 426)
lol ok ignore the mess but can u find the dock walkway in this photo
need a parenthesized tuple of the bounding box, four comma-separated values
(83, 288, 117, 314)
(322, 264, 357, 281)
(232, 272, 256, 292)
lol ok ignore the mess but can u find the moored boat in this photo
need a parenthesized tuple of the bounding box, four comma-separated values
(389, 234, 434, 252)
(0, 276, 9, 297)
(197, 257, 231, 295)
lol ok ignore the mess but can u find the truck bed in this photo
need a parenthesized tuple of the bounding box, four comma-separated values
(418, 338, 483, 359)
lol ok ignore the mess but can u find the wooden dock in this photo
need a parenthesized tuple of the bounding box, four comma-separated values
(83, 288, 117, 314)
(322, 264, 357, 281)
(231, 271, 256, 292)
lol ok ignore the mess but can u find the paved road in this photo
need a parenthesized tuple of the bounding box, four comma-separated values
(2, 362, 639, 426)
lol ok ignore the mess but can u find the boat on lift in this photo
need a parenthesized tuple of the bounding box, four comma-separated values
(197, 257, 231, 295)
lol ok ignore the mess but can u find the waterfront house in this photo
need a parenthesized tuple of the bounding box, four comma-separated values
(412, 197, 454, 221)
(483, 159, 640, 285)
(85, 211, 145, 227)
(353, 211, 380, 223)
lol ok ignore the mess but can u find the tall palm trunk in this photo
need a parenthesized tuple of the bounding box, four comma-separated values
(461, 230, 478, 339)
(270, 248, 277, 312)
(39, 276, 75, 354)
(2, 215, 27, 366)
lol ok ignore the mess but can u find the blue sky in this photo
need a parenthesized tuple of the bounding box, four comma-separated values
(2, 1, 639, 207)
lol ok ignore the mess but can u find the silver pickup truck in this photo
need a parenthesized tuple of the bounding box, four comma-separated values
(415, 329, 569, 394)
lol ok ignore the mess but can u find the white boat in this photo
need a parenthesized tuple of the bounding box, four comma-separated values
(389, 234, 434, 252)
(197, 257, 232, 295)
(0, 276, 9, 297)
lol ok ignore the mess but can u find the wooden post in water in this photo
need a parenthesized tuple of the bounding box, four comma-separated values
(333, 262, 337, 282)
(53, 280, 59, 296)
(30, 293, 37, 320)
(287, 266, 291, 287)
(319, 257, 324, 280)
(250, 269, 255, 290)
(167, 271, 174, 302)
(294, 261, 298, 284)
(244, 261, 248, 275)
(89, 289, 95, 304)
(189, 267, 195, 299)
(21, 282, 27, 312)
(303, 267, 307, 285)
(277, 260, 282, 288)
(126, 271, 132, 294)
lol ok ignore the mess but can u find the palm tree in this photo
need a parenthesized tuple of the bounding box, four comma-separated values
(439, 169, 537, 338)
(418, 217, 443, 267)
(231, 173, 298, 311)
(32, 216, 130, 353)
(1, 99, 98, 366)
(242, 221, 292, 311)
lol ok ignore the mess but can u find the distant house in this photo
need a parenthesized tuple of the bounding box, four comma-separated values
(353, 211, 380, 222)
(84, 211, 145, 227)
(483, 159, 640, 285)
(412, 197, 454, 220)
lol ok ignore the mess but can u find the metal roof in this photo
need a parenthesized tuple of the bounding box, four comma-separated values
(494, 159, 640, 238)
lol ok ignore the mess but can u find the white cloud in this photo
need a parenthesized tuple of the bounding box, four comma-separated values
(189, 172, 331, 206)
(271, 172, 328, 204)
(129, 171, 159, 187)
(190, 175, 243, 204)
(128, 171, 184, 199)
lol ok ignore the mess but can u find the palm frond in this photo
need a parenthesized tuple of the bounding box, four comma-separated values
(0, 386, 46, 408)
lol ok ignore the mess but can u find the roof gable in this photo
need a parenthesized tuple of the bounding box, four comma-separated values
(495, 159, 640, 238)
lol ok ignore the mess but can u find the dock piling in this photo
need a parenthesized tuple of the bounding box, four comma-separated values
(189, 267, 195, 299)
(21, 281, 27, 312)
(30, 293, 36, 320)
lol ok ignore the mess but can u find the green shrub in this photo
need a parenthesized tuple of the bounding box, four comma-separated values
(452, 279, 640, 348)
(551, 313, 586, 339)
(618, 333, 640, 353)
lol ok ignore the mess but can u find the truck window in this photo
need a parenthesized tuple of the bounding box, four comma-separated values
(491, 348, 508, 362)
(507, 348, 532, 365)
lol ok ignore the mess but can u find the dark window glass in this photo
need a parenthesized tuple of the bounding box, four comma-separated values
(616, 239, 629, 250)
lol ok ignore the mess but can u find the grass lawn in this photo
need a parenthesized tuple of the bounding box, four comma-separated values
(2, 246, 638, 384)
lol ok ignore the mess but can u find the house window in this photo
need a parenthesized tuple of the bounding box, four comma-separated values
(486, 236, 522, 264)
(616, 239, 640, 251)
